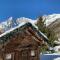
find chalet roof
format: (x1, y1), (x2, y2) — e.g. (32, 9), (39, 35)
(0, 22), (48, 44)
(0, 22), (26, 37)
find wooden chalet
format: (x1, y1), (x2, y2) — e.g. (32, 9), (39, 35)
(0, 22), (48, 60)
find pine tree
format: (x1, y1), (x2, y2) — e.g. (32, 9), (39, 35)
(36, 17), (46, 33)
(36, 16), (58, 53)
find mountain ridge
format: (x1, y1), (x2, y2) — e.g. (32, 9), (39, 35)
(0, 14), (60, 33)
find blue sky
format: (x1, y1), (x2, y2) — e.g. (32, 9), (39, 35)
(0, 0), (60, 22)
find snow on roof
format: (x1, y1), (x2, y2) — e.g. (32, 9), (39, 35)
(0, 22), (48, 40)
(0, 22), (26, 37)
(39, 31), (48, 40)
(29, 23), (48, 40)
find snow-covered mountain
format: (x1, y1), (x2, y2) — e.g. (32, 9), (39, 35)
(44, 14), (60, 26)
(0, 17), (13, 33)
(16, 17), (37, 24)
(0, 14), (60, 33)
(16, 14), (60, 26)
(0, 17), (37, 33)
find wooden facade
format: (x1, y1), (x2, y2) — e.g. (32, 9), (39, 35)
(0, 23), (48, 60)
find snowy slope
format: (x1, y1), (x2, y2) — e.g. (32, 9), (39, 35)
(44, 14), (60, 26)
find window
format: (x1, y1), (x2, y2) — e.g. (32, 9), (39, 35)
(5, 53), (14, 60)
(31, 50), (35, 57)
(5, 54), (11, 60)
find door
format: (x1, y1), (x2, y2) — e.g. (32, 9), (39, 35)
(14, 49), (30, 60)
(21, 50), (29, 60)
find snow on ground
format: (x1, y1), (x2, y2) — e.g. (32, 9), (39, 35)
(54, 57), (60, 60)
(53, 46), (60, 52)
(40, 54), (60, 60)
